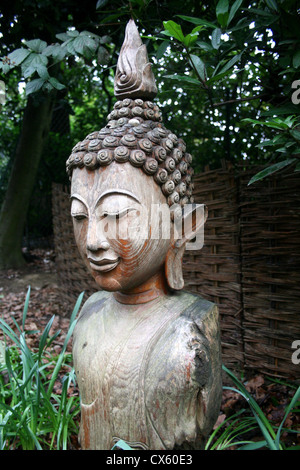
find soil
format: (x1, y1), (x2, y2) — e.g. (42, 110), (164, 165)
(0, 249), (73, 354)
(0, 249), (299, 450)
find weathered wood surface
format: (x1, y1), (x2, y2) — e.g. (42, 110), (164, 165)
(114, 19), (157, 100)
(63, 19), (222, 450)
(69, 161), (221, 449)
(73, 290), (221, 450)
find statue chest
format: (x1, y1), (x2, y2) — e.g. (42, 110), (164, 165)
(72, 296), (182, 449)
(72, 292), (216, 450)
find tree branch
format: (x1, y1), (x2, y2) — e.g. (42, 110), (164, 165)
(213, 94), (267, 107)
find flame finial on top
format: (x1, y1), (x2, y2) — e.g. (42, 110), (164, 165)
(114, 19), (157, 100)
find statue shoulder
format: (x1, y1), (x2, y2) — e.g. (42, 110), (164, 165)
(77, 290), (110, 320)
(176, 290), (218, 326)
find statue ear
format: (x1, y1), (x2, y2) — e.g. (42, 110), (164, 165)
(165, 204), (207, 290)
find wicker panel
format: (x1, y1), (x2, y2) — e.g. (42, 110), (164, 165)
(51, 161), (300, 379)
(239, 165), (300, 379)
(52, 183), (98, 309)
(183, 161), (243, 371)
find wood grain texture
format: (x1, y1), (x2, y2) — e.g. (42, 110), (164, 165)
(73, 290), (222, 450)
(114, 20), (157, 100)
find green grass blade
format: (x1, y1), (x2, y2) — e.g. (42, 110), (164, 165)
(22, 286), (31, 332)
(223, 366), (278, 446)
(47, 293), (83, 397)
(238, 440), (268, 450)
(0, 318), (21, 347)
(38, 315), (55, 361)
(275, 386), (300, 448)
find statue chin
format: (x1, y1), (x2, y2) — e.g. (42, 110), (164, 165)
(91, 272), (121, 292)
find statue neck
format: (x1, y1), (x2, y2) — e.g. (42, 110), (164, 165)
(113, 270), (170, 305)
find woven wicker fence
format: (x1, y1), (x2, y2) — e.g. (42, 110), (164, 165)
(52, 161), (300, 379)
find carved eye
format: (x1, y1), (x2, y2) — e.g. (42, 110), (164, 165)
(72, 213), (88, 221)
(71, 199), (88, 221)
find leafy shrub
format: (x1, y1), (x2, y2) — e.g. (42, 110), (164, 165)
(0, 287), (83, 450)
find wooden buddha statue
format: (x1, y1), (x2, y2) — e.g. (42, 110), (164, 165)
(67, 19), (222, 450)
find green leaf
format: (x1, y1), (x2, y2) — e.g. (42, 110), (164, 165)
(177, 15), (217, 29)
(256, 139), (279, 148)
(48, 77), (66, 90)
(227, 0), (243, 26)
(43, 44), (67, 61)
(22, 52), (48, 68)
(25, 78), (46, 96)
(290, 129), (300, 141)
(163, 21), (185, 43)
(216, 52), (242, 75)
(66, 29), (79, 38)
(23, 65), (36, 79)
(36, 64), (50, 80)
(21, 53), (48, 79)
(190, 54), (206, 81)
(261, 104), (300, 116)
(248, 159), (297, 185)
(211, 28), (222, 50)
(0, 61), (10, 73)
(22, 287), (31, 331)
(111, 439), (133, 450)
(295, 162), (300, 171)
(275, 386), (300, 448)
(195, 40), (214, 51)
(242, 118), (290, 130)
(96, 0), (109, 8)
(156, 40), (170, 60)
(25, 39), (47, 53)
(216, 0), (229, 28)
(73, 34), (97, 57)
(183, 25), (206, 47)
(7, 48), (31, 66)
(183, 32), (199, 48)
(265, 0), (278, 11)
(164, 74), (201, 86)
(97, 46), (110, 65)
(293, 51), (300, 69)
(56, 32), (70, 42)
(238, 441), (268, 450)
(99, 35), (112, 44)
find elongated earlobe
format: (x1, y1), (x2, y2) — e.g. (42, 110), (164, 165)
(165, 204), (207, 290)
(165, 244), (185, 290)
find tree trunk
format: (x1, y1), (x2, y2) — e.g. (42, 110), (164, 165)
(0, 92), (56, 269)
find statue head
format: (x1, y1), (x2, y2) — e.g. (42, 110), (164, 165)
(66, 20), (206, 302)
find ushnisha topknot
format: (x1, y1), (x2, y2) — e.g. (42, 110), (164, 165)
(66, 20), (195, 208)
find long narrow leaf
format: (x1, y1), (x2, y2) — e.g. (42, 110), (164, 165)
(0, 318), (21, 347)
(223, 366), (278, 445)
(275, 386), (300, 448)
(38, 315), (56, 361)
(248, 158), (297, 185)
(47, 293), (83, 397)
(22, 286), (31, 331)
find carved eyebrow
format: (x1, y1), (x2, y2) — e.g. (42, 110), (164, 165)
(95, 189), (141, 207)
(70, 194), (88, 209)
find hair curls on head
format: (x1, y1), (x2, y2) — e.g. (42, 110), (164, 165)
(66, 98), (194, 208)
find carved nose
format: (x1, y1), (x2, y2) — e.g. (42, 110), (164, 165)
(86, 218), (110, 252)
(87, 240), (110, 252)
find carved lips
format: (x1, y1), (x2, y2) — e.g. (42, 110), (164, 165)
(88, 257), (120, 273)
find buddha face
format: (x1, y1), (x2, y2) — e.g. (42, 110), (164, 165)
(70, 162), (173, 292)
